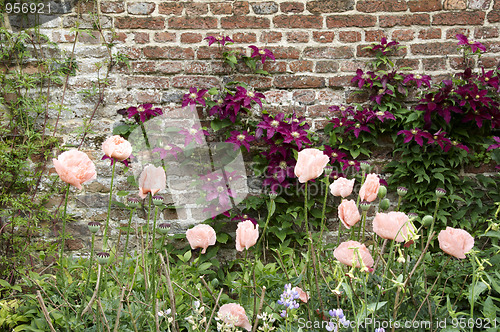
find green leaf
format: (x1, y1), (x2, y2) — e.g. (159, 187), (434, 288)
(208, 87), (219, 95)
(267, 200), (276, 217)
(211, 119), (233, 132)
(117, 190), (129, 197)
(113, 124), (131, 135)
(255, 69), (269, 75)
(469, 281), (488, 305)
(217, 232), (229, 244)
(183, 250), (192, 262)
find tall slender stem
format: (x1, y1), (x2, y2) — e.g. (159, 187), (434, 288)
(121, 208), (135, 277)
(151, 206), (159, 304)
(79, 233), (95, 318)
(59, 184), (71, 268)
(103, 160), (116, 250)
(318, 175), (330, 247)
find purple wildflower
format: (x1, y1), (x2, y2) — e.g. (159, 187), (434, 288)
(226, 130), (255, 152)
(182, 87), (207, 108)
(426, 129), (452, 151)
(397, 128), (432, 147)
(403, 73), (432, 88)
(179, 124), (209, 146)
(371, 37), (400, 55)
(153, 145), (182, 160)
(352, 69), (376, 89)
(487, 136), (500, 151)
(456, 34), (486, 53)
(249, 45), (275, 64)
(232, 214), (258, 226)
(256, 113), (285, 139)
(120, 103), (163, 123)
(277, 284), (300, 318)
(204, 35), (233, 46)
(101, 155), (131, 167)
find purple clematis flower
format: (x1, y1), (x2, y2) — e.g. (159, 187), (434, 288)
(205, 35), (234, 46)
(120, 103), (163, 123)
(427, 129), (452, 151)
(153, 145), (182, 160)
(352, 69), (376, 89)
(456, 34), (486, 53)
(179, 124), (209, 146)
(182, 87), (208, 108)
(249, 45), (275, 64)
(372, 37), (400, 55)
(371, 88), (394, 105)
(487, 137), (500, 151)
(102, 155), (131, 167)
(226, 130), (255, 152)
(403, 73), (432, 88)
(256, 113), (285, 139)
(397, 128), (432, 147)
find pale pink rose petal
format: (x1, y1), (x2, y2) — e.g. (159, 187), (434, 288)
(294, 148), (330, 183)
(218, 303), (252, 331)
(334, 240), (374, 269)
(235, 220), (259, 251)
(359, 173), (380, 202)
(102, 135), (132, 161)
(53, 150), (97, 190)
(186, 224), (217, 254)
(438, 227), (474, 259)
(330, 177), (355, 198)
(338, 199), (360, 229)
(138, 164), (166, 199)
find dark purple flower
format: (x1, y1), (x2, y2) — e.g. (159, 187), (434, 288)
(226, 130), (255, 152)
(232, 214), (258, 226)
(371, 37), (400, 55)
(121, 103), (163, 123)
(397, 128), (432, 147)
(456, 34), (486, 53)
(101, 155), (130, 167)
(449, 140), (470, 153)
(153, 145), (182, 160)
(426, 129), (452, 151)
(352, 69), (376, 89)
(456, 84), (491, 111)
(323, 146), (348, 164)
(341, 159), (360, 172)
(374, 110), (396, 122)
(279, 119), (311, 150)
(182, 87), (208, 108)
(371, 88), (394, 105)
(256, 113), (285, 139)
(179, 124), (209, 146)
(203, 202), (231, 219)
(479, 69), (500, 90)
(461, 106), (493, 128)
(487, 137), (500, 151)
(205, 35), (234, 46)
(403, 73), (432, 89)
(249, 45), (275, 64)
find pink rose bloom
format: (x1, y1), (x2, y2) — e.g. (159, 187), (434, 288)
(294, 148), (330, 183)
(186, 224), (217, 254)
(359, 173), (380, 202)
(293, 286), (309, 303)
(53, 150), (97, 190)
(373, 212), (416, 242)
(334, 240), (374, 269)
(330, 177), (355, 197)
(102, 135), (132, 161)
(235, 220), (259, 251)
(138, 164), (166, 199)
(438, 227), (474, 259)
(218, 303), (252, 331)
(338, 199), (360, 229)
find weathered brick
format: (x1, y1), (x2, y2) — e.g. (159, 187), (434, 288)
(326, 15), (376, 28)
(158, 3), (183, 15)
(143, 46), (195, 60)
(52, 31), (76, 43)
(392, 29), (415, 41)
(422, 58), (446, 71)
(379, 14), (430, 27)
(197, 46), (224, 59)
(443, 0), (467, 9)
(308, 105), (331, 117)
(251, 2), (278, 14)
(185, 62), (211, 74)
(418, 28), (441, 39)
(293, 90), (316, 105)
(101, 1), (125, 13)
(169, 17), (217, 29)
(316, 61), (339, 73)
(339, 31), (362, 43)
(234, 1), (250, 15)
(469, 0), (491, 9)
(317, 90), (343, 104)
(221, 16), (270, 29)
(304, 46), (354, 59)
(329, 76), (354, 88)
(233, 76), (273, 89)
(313, 31), (335, 43)
(130, 61), (156, 73)
(274, 76), (325, 89)
(157, 61), (183, 74)
(445, 28), (470, 39)
(115, 46), (142, 60)
(478, 56), (499, 68)
(484, 40), (500, 52)
(210, 2), (233, 15)
(78, 31), (101, 44)
(127, 2), (155, 15)
(172, 76), (219, 89)
(449, 57), (470, 70)
(365, 30), (387, 42)
(136, 91), (161, 104)
(286, 31), (309, 43)
(263, 61), (287, 73)
(474, 27), (499, 39)
(433, 12), (485, 25)
(488, 10), (500, 22)
(289, 60), (313, 72)
(115, 17), (164, 29)
(307, 0), (355, 13)
(356, 44), (407, 57)
(495, 0), (500, 9)
(154, 32), (176, 43)
(181, 33), (202, 44)
(233, 33), (257, 43)
(125, 76), (170, 89)
(411, 42), (458, 55)
(357, 0), (407, 12)
(280, 2), (304, 13)
(266, 47), (300, 59)
(264, 90), (288, 104)
(408, 0), (441, 11)
(134, 32), (149, 44)
(274, 15), (323, 28)
(339, 60), (369, 72)
(185, 3), (208, 15)
(260, 31), (282, 43)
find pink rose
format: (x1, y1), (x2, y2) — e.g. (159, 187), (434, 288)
(438, 227), (474, 259)
(102, 135), (132, 161)
(138, 164), (166, 199)
(338, 199), (360, 229)
(334, 240), (374, 269)
(373, 212), (416, 242)
(53, 150), (97, 190)
(218, 303), (252, 331)
(235, 220), (259, 251)
(293, 286), (309, 303)
(330, 177), (355, 197)
(294, 148), (330, 183)
(186, 224), (217, 254)
(359, 173), (380, 202)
